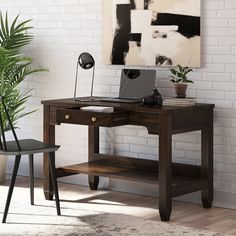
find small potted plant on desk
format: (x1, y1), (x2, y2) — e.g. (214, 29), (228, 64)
(0, 12), (46, 183)
(169, 65), (193, 98)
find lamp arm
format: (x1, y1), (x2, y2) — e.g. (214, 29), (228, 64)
(74, 60), (79, 99)
(90, 64), (95, 98)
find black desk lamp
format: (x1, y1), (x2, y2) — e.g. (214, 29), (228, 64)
(74, 52), (96, 101)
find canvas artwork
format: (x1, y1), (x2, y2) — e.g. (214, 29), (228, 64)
(102, 0), (201, 67)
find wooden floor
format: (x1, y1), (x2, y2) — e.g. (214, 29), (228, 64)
(3, 176), (236, 235)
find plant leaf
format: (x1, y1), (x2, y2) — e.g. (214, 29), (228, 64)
(170, 69), (177, 75)
(0, 12), (33, 51)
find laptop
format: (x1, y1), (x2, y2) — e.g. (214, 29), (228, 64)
(100, 69), (156, 103)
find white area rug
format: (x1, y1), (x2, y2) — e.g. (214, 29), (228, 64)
(0, 184), (231, 236)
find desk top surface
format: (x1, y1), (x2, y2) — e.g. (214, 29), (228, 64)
(42, 97), (214, 114)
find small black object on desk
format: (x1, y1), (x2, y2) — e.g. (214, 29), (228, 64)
(141, 88), (163, 106)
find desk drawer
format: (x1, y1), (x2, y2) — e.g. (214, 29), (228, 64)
(56, 108), (129, 127)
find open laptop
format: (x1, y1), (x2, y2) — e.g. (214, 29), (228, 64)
(100, 69), (156, 103)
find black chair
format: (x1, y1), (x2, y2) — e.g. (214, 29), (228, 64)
(0, 96), (61, 223)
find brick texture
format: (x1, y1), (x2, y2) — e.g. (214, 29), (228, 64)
(2, 0), (236, 209)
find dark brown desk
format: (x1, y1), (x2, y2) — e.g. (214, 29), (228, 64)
(42, 98), (214, 221)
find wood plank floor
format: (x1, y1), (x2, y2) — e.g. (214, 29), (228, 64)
(2, 176), (236, 235)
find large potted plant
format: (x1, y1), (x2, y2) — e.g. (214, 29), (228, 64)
(0, 12), (45, 183)
(169, 65), (193, 98)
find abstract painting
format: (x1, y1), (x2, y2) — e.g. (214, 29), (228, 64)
(102, 0), (201, 67)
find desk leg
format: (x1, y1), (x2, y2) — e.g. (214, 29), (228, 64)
(43, 104), (54, 200)
(159, 114), (172, 221)
(88, 126), (99, 190)
(201, 110), (213, 208)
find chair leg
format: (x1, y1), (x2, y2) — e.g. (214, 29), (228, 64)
(48, 152), (61, 216)
(29, 154), (34, 205)
(2, 155), (21, 223)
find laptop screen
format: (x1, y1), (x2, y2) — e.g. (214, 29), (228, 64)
(119, 69), (156, 99)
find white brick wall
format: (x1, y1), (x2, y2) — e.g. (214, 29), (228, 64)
(2, 0), (236, 209)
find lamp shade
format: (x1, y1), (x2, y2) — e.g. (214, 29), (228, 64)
(78, 52), (95, 70)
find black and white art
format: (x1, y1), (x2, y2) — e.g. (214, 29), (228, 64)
(102, 0), (201, 67)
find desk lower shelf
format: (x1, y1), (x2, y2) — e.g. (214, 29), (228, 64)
(57, 156), (208, 197)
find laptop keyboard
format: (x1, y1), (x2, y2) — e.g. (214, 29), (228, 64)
(99, 97), (140, 103)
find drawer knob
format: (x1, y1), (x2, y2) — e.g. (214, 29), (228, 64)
(91, 117), (96, 122)
(65, 114), (70, 120)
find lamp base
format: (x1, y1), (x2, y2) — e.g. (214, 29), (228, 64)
(74, 96), (99, 102)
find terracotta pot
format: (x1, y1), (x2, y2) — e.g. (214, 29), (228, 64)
(174, 83), (188, 98)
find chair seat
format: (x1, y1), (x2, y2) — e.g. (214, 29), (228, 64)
(0, 139), (60, 155)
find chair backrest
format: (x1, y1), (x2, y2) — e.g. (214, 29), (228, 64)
(0, 96), (21, 151)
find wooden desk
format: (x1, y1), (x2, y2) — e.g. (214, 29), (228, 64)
(42, 98), (214, 221)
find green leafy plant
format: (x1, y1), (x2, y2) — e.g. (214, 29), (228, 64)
(169, 65), (193, 84)
(0, 12), (33, 51)
(0, 12), (46, 133)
